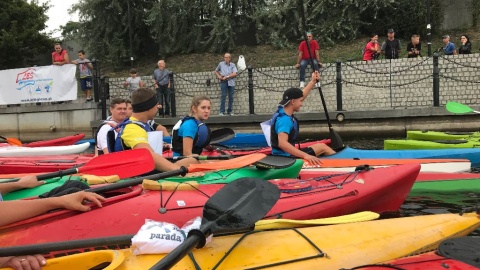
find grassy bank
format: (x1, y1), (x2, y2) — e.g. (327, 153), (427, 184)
(104, 29), (479, 77)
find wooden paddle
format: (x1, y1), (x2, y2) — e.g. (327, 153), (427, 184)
(446, 101), (480, 114)
(86, 153), (297, 194)
(0, 211), (378, 257)
(297, 0), (344, 151)
(0, 148), (155, 183)
(0, 136), (22, 147)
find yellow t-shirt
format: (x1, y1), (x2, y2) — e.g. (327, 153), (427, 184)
(121, 117), (149, 149)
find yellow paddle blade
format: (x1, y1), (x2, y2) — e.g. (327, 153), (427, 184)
(254, 211), (380, 230)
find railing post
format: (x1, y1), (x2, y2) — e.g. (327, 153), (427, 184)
(92, 59), (100, 103)
(169, 72), (176, 117)
(248, 66), (254, 114)
(336, 60), (343, 111)
(99, 76), (107, 119)
(432, 53), (440, 106)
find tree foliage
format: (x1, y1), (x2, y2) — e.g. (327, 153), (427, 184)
(0, 0), (52, 69)
(72, 0), (157, 68)
(70, 0), (447, 67)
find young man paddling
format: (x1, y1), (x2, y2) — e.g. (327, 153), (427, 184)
(95, 98), (128, 155)
(269, 71), (335, 166)
(109, 88), (196, 171)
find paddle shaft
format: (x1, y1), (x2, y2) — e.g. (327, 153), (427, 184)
(0, 235), (135, 257)
(0, 168), (80, 183)
(166, 155), (231, 161)
(297, 0), (343, 150)
(150, 233), (203, 270)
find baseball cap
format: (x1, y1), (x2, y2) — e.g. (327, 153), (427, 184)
(442, 35), (450, 39)
(279, 88), (303, 106)
(387, 29), (395, 33)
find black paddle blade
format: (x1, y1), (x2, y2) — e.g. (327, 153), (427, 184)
(149, 177), (280, 270)
(202, 177), (281, 235)
(255, 155), (296, 169)
(210, 128), (235, 144)
(329, 128), (345, 151)
(438, 236), (480, 268)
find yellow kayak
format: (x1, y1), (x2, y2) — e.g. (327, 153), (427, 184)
(10, 213), (478, 270)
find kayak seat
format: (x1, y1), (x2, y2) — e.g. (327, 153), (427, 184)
(433, 140), (468, 144)
(39, 180), (89, 198)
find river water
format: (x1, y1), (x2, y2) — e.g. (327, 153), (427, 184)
(343, 136), (480, 236)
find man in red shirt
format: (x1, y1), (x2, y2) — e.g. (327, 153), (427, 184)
(295, 32), (320, 88)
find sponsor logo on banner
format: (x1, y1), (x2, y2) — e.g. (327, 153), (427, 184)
(15, 67), (54, 99)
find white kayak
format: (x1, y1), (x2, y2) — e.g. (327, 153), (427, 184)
(0, 142), (90, 157)
(302, 158), (471, 173)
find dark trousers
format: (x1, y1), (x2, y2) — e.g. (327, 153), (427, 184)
(155, 85), (170, 116)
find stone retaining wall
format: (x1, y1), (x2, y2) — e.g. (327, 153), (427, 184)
(106, 53), (480, 116)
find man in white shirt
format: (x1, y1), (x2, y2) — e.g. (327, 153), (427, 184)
(95, 98), (128, 155)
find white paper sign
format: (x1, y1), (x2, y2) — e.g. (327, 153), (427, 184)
(0, 65), (78, 105)
(148, 131), (164, 155)
(260, 120), (272, 147)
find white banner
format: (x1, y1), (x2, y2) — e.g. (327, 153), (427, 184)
(0, 65), (78, 105)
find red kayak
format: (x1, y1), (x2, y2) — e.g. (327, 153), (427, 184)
(0, 134), (85, 148)
(0, 163), (419, 248)
(0, 155), (93, 174)
(0, 140), (330, 174)
(355, 236), (479, 269)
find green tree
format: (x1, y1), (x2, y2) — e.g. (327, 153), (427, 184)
(72, 0), (157, 68)
(0, 0), (52, 69)
(60, 21), (82, 40)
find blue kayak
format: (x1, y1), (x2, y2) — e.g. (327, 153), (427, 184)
(163, 133), (268, 147)
(76, 133), (268, 148)
(325, 146), (480, 167)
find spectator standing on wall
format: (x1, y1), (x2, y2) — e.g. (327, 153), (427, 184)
(442, 35), (457, 55)
(52, 42), (70, 66)
(381, 29), (401, 59)
(124, 69), (145, 97)
(406, 34), (422, 58)
(363, 33), (381, 61)
(214, 53), (238, 116)
(295, 32), (320, 88)
(71, 50), (94, 102)
(152, 60), (171, 117)
(458, 35), (472, 54)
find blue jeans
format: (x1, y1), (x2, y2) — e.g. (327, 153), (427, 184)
(299, 59), (319, 82)
(220, 82), (235, 114)
(156, 85), (170, 115)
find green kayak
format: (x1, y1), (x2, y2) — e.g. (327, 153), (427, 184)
(409, 178), (480, 205)
(1, 159), (303, 201)
(384, 139), (480, 150)
(407, 130), (480, 141)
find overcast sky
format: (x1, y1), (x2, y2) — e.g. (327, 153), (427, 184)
(38, 0), (79, 38)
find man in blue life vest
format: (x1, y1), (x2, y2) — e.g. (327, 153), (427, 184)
(109, 88), (196, 171)
(270, 71), (335, 166)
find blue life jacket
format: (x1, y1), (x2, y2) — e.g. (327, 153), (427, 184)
(270, 110), (299, 150)
(107, 118), (152, 153)
(172, 116), (211, 155)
